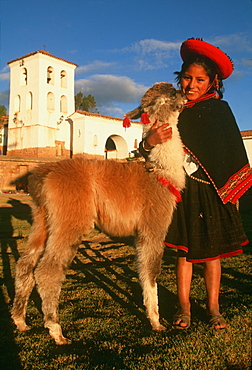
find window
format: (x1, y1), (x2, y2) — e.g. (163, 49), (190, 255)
(60, 70), (67, 88)
(26, 92), (33, 110)
(47, 92), (55, 111)
(60, 95), (67, 113)
(47, 66), (54, 84)
(93, 135), (98, 146)
(20, 67), (27, 85)
(55, 141), (64, 156)
(14, 95), (21, 112)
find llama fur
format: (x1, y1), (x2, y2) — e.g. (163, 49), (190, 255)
(125, 82), (186, 190)
(12, 83), (186, 345)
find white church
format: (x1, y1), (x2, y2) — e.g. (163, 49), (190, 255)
(6, 49), (143, 160)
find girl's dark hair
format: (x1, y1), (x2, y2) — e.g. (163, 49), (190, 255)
(174, 56), (224, 99)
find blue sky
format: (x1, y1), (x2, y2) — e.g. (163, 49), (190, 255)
(0, 0), (251, 130)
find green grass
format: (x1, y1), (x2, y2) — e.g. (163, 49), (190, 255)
(0, 194), (251, 369)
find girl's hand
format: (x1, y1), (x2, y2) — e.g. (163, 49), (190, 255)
(145, 120), (172, 148)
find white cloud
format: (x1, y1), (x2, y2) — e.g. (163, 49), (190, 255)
(99, 103), (125, 117)
(75, 60), (118, 75)
(119, 39), (181, 71)
(122, 39), (180, 54)
(67, 49), (78, 55)
(210, 33), (252, 54)
(239, 58), (252, 69)
(75, 74), (149, 104)
(0, 91), (9, 108)
(1, 65), (10, 73)
(0, 68), (10, 81)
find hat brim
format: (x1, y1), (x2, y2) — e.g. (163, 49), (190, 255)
(180, 39), (233, 79)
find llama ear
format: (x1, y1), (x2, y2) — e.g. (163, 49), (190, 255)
(124, 106), (144, 120)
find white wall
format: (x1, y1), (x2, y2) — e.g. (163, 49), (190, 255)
(69, 112), (143, 158)
(243, 137), (252, 165)
(7, 51), (76, 152)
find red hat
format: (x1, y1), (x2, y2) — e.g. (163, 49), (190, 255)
(180, 38), (234, 79)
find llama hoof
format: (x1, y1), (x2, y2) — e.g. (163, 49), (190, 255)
(54, 336), (72, 345)
(12, 319), (31, 332)
(152, 323), (166, 331)
(46, 323), (72, 345)
(19, 324), (31, 332)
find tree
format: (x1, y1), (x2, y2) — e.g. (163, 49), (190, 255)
(0, 105), (7, 129)
(0, 105), (7, 117)
(74, 93), (99, 113)
(75, 92), (84, 111)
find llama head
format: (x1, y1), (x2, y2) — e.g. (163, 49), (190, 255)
(124, 82), (186, 127)
(124, 82), (186, 190)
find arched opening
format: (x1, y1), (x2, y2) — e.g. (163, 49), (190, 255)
(105, 135), (128, 159)
(47, 92), (55, 111)
(47, 66), (54, 84)
(60, 95), (67, 113)
(20, 67), (27, 85)
(60, 70), (67, 88)
(14, 95), (21, 112)
(93, 135), (98, 147)
(26, 91), (33, 110)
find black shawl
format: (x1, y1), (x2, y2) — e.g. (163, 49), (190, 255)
(178, 97), (252, 204)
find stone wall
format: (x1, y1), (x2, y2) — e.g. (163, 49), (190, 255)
(7, 142), (70, 159)
(0, 153), (105, 192)
(0, 156), (58, 191)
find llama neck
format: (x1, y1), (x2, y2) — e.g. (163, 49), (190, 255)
(148, 126), (185, 190)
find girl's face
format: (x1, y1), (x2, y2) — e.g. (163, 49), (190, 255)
(181, 63), (211, 101)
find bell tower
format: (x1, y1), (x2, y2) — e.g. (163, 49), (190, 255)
(7, 50), (77, 157)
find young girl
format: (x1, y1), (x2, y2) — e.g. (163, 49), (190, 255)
(140, 38), (252, 330)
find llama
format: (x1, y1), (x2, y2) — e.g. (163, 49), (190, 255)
(12, 83), (186, 345)
(124, 82), (186, 192)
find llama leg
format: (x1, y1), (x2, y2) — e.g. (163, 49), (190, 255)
(12, 208), (47, 331)
(137, 238), (166, 331)
(34, 235), (81, 345)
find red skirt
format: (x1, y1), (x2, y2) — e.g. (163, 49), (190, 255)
(164, 168), (249, 262)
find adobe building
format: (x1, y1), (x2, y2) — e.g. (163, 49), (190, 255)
(6, 50), (142, 161)
(0, 115), (8, 155)
(0, 50), (143, 191)
(7, 50), (77, 158)
(242, 130), (252, 165)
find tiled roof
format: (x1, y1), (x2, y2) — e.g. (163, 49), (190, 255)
(74, 110), (124, 122)
(241, 130), (252, 137)
(71, 110), (140, 124)
(8, 50), (78, 67)
(73, 111), (251, 130)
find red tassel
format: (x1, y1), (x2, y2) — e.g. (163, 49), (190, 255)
(122, 116), (131, 128)
(158, 177), (182, 203)
(140, 112), (151, 124)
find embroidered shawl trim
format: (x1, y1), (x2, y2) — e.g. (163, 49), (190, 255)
(183, 146), (252, 204)
(217, 164), (252, 204)
(179, 98), (251, 204)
